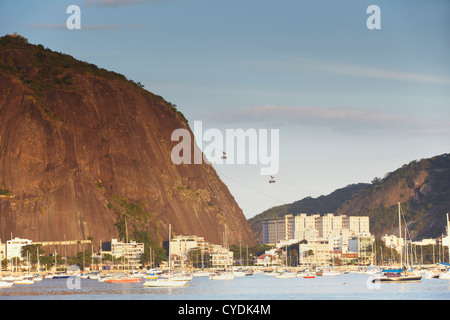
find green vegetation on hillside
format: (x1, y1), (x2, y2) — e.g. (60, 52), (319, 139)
(249, 154), (450, 241)
(0, 34), (188, 123)
(107, 195), (166, 265)
(248, 183), (370, 241)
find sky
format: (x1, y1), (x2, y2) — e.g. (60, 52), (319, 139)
(1, 0), (449, 219)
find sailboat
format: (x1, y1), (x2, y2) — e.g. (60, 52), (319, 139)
(275, 241), (295, 279)
(437, 214), (450, 279)
(372, 203), (422, 283)
(210, 225), (235, 280)
(0, 258), (14, 287)
(143, 224), (188, 287)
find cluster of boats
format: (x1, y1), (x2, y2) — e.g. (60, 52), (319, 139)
(263, 269), (340, 279)
(0, 273), (56, 287)
(1, 264), (449, 289)
(359, 264), (450, 283)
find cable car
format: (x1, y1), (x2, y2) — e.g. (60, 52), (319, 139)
(221, 152), (227, 160)
(269, 176), (275, 184)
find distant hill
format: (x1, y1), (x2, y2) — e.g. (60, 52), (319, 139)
(336, 153), (450, 240)
(249, 153), (450, 242)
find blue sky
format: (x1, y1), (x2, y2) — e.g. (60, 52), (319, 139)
(1, 0), (450, 219)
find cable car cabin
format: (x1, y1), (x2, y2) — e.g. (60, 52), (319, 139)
(221, 152), (227, 160)
(269, 176), (275, 183)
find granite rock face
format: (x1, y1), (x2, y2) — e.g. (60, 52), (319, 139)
(0, 35), (256, 249)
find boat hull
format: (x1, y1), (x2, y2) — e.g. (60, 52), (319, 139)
(372, 275), (422, 283)
(143, 279), (187, 287)
(0, 281), (14, 287)
(105, 278), (142, 283)
(209, 274), (235, 280)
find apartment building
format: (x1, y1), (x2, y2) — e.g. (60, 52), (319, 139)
(344, 216), (370, 234)
(109, 239), (144, 267)
(381, 234), (404, 252)
(298, 239), (331, 267)
(6, 237), (32, 260)
(348, 233), (375, 266)
(262, 213), (370, 244)
(262, 214), (294, 244)
(317, 213), (344, 238)
(294, 214), (319, 240)
(169, 235), (206, 257)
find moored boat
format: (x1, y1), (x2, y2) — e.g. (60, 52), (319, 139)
(371, 271), (422, 283)
(275, 272), (296, 279)
(0, 281), (14, 287)
(210, 272), (235, 280)
(192, 271), (211, 277)
(13, 277), (34, 284)
(105, 278), (142, 283)
(143, 278), (188, 287)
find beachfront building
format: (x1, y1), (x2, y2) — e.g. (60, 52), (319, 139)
(381, 234), (404, 252)
(0, 240), (6, 261)
(298, 239), (331, 267)
(348, 233), (375, 266)
(166, 234), (234, 268)
(254, 248), (283, 266)
(412, 238), (437, 246)
(210, 249), (234, 268)
(169, 235), (206, 257)
(6, 237), (32, 260)
(109, 239), (144, 268)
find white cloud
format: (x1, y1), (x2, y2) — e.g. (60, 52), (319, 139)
(212, 105), (450, 135)
(28, 23), (144, 30)
(85, 0), (164, 6)
(283, 57), (450, 85)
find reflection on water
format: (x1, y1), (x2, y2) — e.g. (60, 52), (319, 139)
(1, 274), (449, 300)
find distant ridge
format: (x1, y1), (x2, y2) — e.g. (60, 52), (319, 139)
(248, 183), (370, 242)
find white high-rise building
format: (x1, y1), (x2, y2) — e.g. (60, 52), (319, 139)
(262, 214), (294, 244)
(262, 213), (370, 245)
(344, 216), (370, 234)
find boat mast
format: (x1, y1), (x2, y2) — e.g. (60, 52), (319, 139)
(168, 224), (171, 275)
(398, 202), (403, 268)
(447, 213), (450, 263)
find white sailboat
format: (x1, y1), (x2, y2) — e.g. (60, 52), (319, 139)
(13, 276), (34, 285)
(322, 270), (340, 276)
(0, 258), (14, 287)
(192, 270), (211, 277)
(210, 225), (234, 280)
(275, 271), (296, 279)
(209, 272), (235, 280)
(372, 203), (422, 283)
(143, 224), (188, 288)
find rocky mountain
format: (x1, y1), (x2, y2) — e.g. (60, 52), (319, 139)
(0, 34), (256, 253)
(249, 154), (450, 241)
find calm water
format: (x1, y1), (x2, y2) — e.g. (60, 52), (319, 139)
(1, 273), (449, 300)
